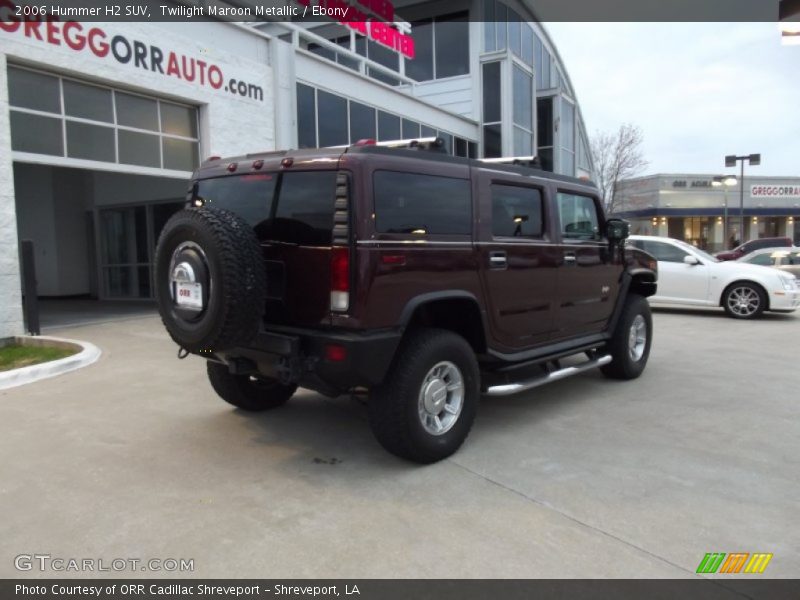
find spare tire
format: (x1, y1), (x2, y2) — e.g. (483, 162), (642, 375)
(154, 207), (266, 353)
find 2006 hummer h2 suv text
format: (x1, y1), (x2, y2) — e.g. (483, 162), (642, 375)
(155, 138), (657, 463)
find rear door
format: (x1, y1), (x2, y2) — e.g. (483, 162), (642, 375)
(476, 173), (559, 349)
(552, 190), (620, 339)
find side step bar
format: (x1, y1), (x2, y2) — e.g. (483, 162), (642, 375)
(484, 354), (612, 397)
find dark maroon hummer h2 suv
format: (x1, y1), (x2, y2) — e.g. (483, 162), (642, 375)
(155, 138), (658, 463)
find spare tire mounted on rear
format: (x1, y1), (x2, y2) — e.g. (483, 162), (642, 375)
(155, 207), (266, 353)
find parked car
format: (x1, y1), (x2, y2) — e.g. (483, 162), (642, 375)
(715, 236), (792, 261)
(153, 138), (658, 463)
(738, 247), (800, 277)
(628, 235), (799, 319)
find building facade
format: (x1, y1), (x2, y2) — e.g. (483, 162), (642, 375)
(615, 174), (800, 252)
(0, 0), (594, 338)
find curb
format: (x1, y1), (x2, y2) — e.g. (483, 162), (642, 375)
(0, 336), (102, 391)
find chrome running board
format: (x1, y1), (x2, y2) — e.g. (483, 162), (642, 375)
(484, 354), (612, 397)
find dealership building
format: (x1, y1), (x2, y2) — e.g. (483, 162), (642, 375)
(614, 174), (800, 252)
(0, 0), (594, 338)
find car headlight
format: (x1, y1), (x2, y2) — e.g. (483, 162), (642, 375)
(780, 275), (797, 291)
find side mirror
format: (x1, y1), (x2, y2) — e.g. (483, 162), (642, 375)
(606, 218), (630, 242)
(683, 255), (700, 266)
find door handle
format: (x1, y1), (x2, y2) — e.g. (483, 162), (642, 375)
(489, 251), (507, 269)
(564, 252), (577, 266)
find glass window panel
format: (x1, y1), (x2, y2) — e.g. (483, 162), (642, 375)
(561, 99), (575, 151)
(374, 171), (471, 235)
(455, 137), (467, 157)
(537, 97), (554, 147)
(8, 67), (60, 113)
(63, 80), (113, 122)
(492, 184), (543, 238)
(160, 102), (197, 137)
(118, 130), (160, 167)
(317, 90), (348, 147)
(484, 0), (496, 52)
(561, 149), (575, 175)
(297, 83), (317, 149)
(162, 138), (198, 171)
(435, 14), (469, 78)
(402, 119), (420, 139)
(513, 65), (533, 130)
(495, 4), (507, 50)
(378, 111), (401, 140)
(557, 193), (600, 240)
(468, 141), (478, 159)
(538, 147), (553, 171)
(541, 47), (551, 89)
(10, 112), (63, 155)
(368, 40), (400, 84)
(535, 35), (544, 89)
(407, 20), (433, 81)
(421, 125), (437, 138)
(437, 131), (454, 154)
(551, 60), (560, 88)
(116, 92), (158, 131)
(308, 42), (336, 61)
(349, 101), (376, 142)
(514, 126), (533, 156)
(482, 62), (501, 123)
(509, 10), (521, 56)
(521, 25), (534, 66)
(483, 124), (502, 158)
(66, 121), (115, 161)
(270, 171), (338, 246)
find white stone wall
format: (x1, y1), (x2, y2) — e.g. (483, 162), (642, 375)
(0, 53), (23, 338)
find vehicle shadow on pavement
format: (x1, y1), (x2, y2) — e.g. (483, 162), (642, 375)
(651, 306), (797, 320)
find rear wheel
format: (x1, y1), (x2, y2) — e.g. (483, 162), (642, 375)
(601, 294), (652, 380)
(207, 361), (297, 411)
(722, 282), (766, 319)
(368, 328), (479, 464)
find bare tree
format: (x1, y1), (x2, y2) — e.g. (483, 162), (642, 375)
(591, 123), (649, 214)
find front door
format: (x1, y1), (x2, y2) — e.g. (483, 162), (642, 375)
(553, 191), (620, 339)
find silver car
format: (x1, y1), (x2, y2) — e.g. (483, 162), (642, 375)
(738, 247), (800, 277)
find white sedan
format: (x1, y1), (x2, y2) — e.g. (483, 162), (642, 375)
(627, 235), (800, 319)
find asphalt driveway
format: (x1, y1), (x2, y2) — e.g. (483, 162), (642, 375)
(1, 307), (798, 578)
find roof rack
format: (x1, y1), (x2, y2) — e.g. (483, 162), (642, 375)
(480, 156), (543, 169)
(344, 137), (448, 153)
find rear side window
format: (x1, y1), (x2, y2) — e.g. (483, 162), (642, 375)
(491, 184), (543, 238)
(194, 174), (276, 226)
(373, 171), (471, 235)
(556, 192), (600, 241)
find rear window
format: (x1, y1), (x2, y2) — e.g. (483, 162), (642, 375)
(193, 171), (338, 246)
(373, 171), (471, 235)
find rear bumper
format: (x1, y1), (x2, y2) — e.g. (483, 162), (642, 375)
(228, 326), (402, 394)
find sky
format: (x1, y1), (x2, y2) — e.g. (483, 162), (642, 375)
(545, 23), (800, 177)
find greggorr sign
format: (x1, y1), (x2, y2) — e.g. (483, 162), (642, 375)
(751, 185), (800, 199)
(295, 0), (415, 59)
(0, 0), (266, 102)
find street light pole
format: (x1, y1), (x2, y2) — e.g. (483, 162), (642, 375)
(725, 153), (761, 243)
(713, 175), (737, 249)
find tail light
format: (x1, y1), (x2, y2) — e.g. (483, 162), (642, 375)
(330, 247), (350, 312)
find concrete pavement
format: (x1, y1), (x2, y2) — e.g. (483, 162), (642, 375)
(1, 307), (798, 578)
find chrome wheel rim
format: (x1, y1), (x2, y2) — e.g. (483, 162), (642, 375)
(628, 314), (647, 362)
(727, 286), (760, 317)
(417, 361), (464, 436)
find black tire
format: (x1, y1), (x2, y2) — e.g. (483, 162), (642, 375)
(154, 207), (266, 353)
(600, 294), (652, 380)
(367, 328), (480, 464)
(207, 361), (297, 411)
(721, 282), (767, 319)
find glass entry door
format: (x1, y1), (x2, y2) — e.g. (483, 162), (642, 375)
(99, 202), (184, 299)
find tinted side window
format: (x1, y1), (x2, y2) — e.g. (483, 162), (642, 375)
(491, 184), (543, 238)
(642, 241), (688, 263)
(269, 171), (338, 245)
(194, 174), (276, 226)
(374, 171), (471, 235)
(556, 192), (600, 240)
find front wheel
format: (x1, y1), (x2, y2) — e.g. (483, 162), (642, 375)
(722, 282), (766, 319)
(601, 294), (652, 380)
(367, 328), (480, 464)
(207, 361), (297, 411)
